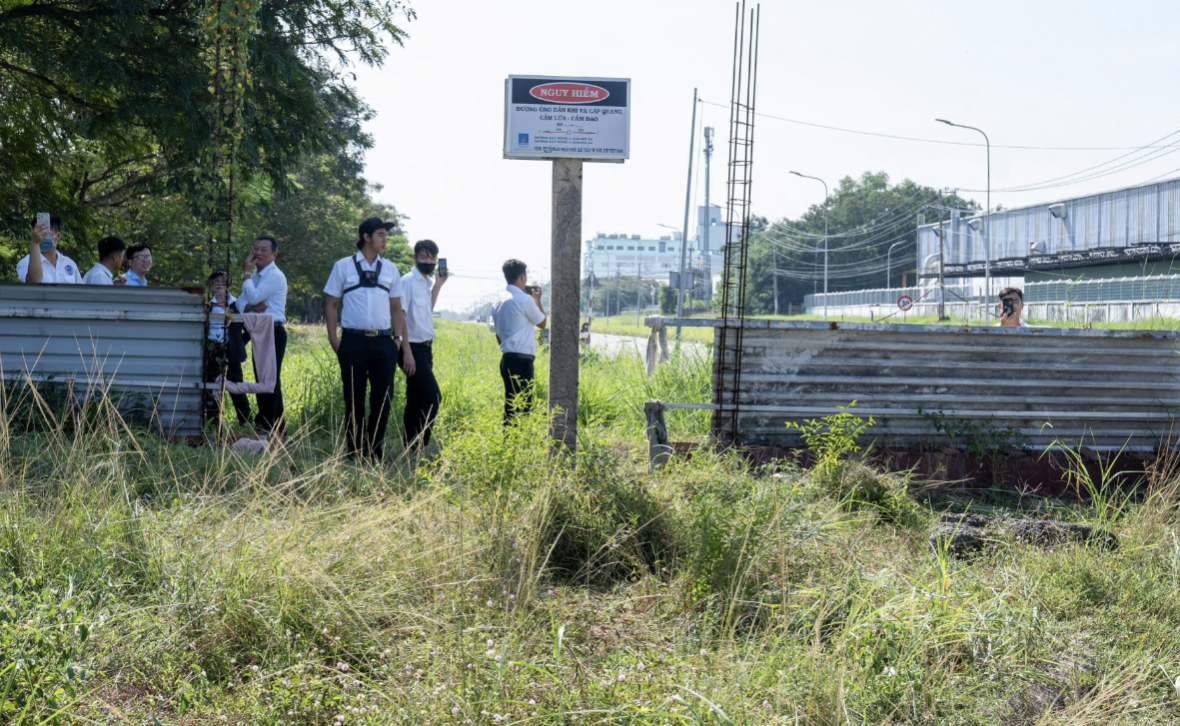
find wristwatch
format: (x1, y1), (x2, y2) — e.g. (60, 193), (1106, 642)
(394, 334), (404, 343)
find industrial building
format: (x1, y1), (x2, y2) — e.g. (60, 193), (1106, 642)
(807, 177), (1180, 321)
(585, 205), (729, 285)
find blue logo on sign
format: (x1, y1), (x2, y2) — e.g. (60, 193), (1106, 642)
(518, 133), (529, 145)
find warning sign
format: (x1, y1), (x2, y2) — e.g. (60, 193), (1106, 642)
(504, 75), (630, 162)
(897, 295), (914, 311)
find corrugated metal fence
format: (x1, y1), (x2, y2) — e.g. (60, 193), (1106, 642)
(0, 283), (207, 437)
(654, 318), (1180, 451)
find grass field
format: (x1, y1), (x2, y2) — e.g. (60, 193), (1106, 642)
(5, 320), (1180, 724)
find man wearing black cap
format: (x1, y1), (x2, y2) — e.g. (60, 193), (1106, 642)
(323, 217), (411, 461)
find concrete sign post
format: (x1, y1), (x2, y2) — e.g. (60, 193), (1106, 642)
(504, 75), (630, 455)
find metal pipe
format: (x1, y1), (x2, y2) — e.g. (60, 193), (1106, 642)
(887, 240), (906, 290)
(675, 89), (698, 343)
(790, 171), (829, 320)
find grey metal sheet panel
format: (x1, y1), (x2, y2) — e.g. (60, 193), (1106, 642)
(920, 177), (1180, 264)
(0, 283), (206, 437)
(688, 319), (1180, 450)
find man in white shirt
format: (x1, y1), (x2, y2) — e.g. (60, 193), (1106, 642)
(18, 216), (84, 284)
(996, 287), (1030, 328)
(323, 217), (410, 461)
(399, 239), (448, 448)
(123, 243), (152, 286)
(83, 236), (128, 285)
(238, 235), (289, 436)
(491, 258), (547, 423)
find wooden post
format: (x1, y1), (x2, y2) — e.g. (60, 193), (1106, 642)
(645, 400), (670, 472)
(549, 159), (583, 455)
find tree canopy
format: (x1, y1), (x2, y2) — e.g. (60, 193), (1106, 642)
(742, 172), (979, 313)
(0, 0), (414, 310)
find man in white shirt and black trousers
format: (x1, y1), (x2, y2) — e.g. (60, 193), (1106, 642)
(323, 217), (411, 461)
(491, 259), (547, 423)
(400, 239), (448, 448)
(237, 235), (289, 436)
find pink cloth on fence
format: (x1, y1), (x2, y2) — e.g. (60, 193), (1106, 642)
(217, 313), (276, 394)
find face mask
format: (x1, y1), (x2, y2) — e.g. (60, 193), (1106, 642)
(417, 262), (436, 276)
(39, 236), (55, 254)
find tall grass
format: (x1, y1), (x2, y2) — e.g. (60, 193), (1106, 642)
(3, 321), (1180, 723)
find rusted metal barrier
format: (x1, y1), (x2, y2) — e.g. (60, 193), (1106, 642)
(1, 283), (207, 437)
(645, 316), (1180, 453)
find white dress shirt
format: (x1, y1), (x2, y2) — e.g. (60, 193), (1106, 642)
(239, 262), (288, 324)
(323, 253), (403, 331)
(208, 294), (237, 342)
(492, 284), (546, 355)
(400, 267), (436, 343)
(17, 252), (83, 284)
(83, 263), (115, 285)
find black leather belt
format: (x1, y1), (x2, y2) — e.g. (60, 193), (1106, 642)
(342, 328), (392, 337)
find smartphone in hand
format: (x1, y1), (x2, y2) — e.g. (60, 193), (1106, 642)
(438, 258), (448, 277)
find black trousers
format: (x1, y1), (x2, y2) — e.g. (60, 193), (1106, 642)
(338, 333), (399, 460)
(254, 323), (286, 435)
(500, 352), (535, 424)
(202, 342), (252, 426)
(403, 341), (441, 448)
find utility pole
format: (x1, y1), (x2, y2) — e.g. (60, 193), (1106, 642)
(938, 193), (947, 321)
(771, 243), (779, 315)
(635, 259), (642, 328)
(548, 159), (582, 454)
(702, 126), (714, 303)
(674, 89), (698, 343)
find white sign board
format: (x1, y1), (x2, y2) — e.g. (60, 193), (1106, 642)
(504, 75), (630, 162)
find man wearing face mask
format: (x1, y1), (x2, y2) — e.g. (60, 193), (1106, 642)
(399, 239), (448, 449)
(19, 215), (83, 284)
(123, 243), (153, 286)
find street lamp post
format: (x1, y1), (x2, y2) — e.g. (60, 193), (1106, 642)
(887, 239), (906, 290)
(936, 119), (990, 310)
(790, 171), (829, 320)
(657, 222), (688, 312)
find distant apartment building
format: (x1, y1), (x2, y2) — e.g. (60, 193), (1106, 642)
(585, 232), (684, 280)
(585, 206), (730, 283)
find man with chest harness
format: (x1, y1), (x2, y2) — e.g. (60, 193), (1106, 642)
(323, 217), (411, 461)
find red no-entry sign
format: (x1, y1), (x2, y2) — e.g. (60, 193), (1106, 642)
(897, 295), (914, 311)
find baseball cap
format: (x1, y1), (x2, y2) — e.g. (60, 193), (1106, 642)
(357, 217), (396, 249)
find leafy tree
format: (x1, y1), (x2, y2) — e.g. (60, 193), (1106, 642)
(744, 173), (978, 313)
(0, 0), (413, 291)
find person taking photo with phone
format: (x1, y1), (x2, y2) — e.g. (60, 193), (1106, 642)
(323, 217), (409, 461)
(123, 243), (153, 286)
(399, 239), (448, 449)
(19, 215), (82, 284)
(996, 287), (1029, 327)
(491, 259), (546, 423)
(83, 236), (128, 285)
(237, 235), (289, 436)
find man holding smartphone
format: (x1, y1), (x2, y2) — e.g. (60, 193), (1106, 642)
(996, 287), (1029, 327)
(491, 259), (546, 423)
(399, 239), (448, 449)
(19, 215), (83, 284)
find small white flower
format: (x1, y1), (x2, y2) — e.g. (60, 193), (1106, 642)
(528, 699), (536, 706)
(617, 673), (626, 682)
(337, 662), (350, 672)
(251, 664), (259, 672)
(699, 648), (707, 656)
(637, 661), (645, 671)
(452, 706), (461, 715)
(762, 700), (771, 711)
(508, 594), (516, 601)
(487, 639), (495, 647)
(494, 654), (502, 662)
(486, 599), (494, 607)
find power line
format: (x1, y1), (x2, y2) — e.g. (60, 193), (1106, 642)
(699, 99), (1179, 151)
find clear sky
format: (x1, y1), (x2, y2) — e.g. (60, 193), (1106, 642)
(353, 0), (1180, 311)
